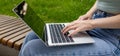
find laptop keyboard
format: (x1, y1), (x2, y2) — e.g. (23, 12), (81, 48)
(49, 24), (74, 43)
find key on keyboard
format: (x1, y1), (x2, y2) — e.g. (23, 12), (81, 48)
(49, 24), (74, 43)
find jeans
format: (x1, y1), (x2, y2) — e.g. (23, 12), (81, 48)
(19, 10), (120, 56)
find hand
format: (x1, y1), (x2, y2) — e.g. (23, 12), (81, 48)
(62, 20), (94, 36)
(77, 14), (92, 21)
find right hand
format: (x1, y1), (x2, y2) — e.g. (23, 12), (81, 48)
(62, 20), (94, 36)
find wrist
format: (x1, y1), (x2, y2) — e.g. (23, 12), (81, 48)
(86, 12), (93, 17)
(88, 20), (97, 29)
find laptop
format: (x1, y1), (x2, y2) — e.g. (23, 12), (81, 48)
(13, 1), (95, 46)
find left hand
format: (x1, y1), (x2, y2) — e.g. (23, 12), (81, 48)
(62, 20), (94, 36)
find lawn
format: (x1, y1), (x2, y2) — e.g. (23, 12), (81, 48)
(0, 0), (95, 22)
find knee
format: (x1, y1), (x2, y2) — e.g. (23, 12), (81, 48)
(25, 31), (39, 41)
(19, 39), (44, 56)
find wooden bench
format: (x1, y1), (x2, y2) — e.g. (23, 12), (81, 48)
(0, 15), (31, 50)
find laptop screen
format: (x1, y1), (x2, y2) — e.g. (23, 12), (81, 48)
(13, 1), (46, 41)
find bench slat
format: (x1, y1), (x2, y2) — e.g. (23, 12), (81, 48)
(0, 15), (31, 50)
(0, 20), (21, 28)
(1, 25), (29, 45)
(0, 24), (25, 34)
(0, 16), (16, 22)
(0, 19), (16, 25)
(0, 19), (21, 28)
(0, 24), (29, 42)
(0, 15), (16, 19)
(0, 18), (12, 22)
(7, 29), (31, 47)
(14, 38), (24, 50)
(0, 21), (23, 31)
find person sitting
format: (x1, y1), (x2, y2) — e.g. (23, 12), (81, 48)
(19, 0), (120, 56)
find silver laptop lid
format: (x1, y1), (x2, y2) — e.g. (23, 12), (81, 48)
(13, 1), (46, 42)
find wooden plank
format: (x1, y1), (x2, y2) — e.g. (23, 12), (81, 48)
(0, 21), (23, 31)
(0, 16), (17, 23)
(0, 25), (29, 42)
(0, 19), (16, 25)
(0, 19), (19, 25)
(1, 25), (29, 45)
(0, 24), (25, 34)
(0, 15), (31, 50)
(0, 15), (16, 21)
(0, 16), (15, 22)
(14, 38), (24, 50)
(7, 29), (31, 47)
(0, 18), (12, 22)
(0, 19), (22, 28)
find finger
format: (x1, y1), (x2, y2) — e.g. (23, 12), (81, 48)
(62, 20), (80, 33)
(80, 16), (84, 20)
(80, 16), (89, 20)
(61, 25), (69, 32)
(68, 28), (80, 36)
(62, 25), (77, 34)
(80, 17), (87, 20)
(62, 25), (76, 34)
(77, 16), (83, 20)
(62, 23), (75, 32)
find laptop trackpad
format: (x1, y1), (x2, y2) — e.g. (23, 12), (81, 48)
(70, 31), (93, 43)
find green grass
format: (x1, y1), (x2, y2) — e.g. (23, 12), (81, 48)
(0, 0), (95, 22)
(0, 0), (95, 39)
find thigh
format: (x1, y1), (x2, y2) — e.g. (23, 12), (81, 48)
(20, 31), (39, 53)
(23, 31), (39, 45)
(20, 37), (116, 56)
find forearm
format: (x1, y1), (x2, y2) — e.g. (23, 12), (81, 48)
(86, 1), (97, 16)
(91, 14), (120, 29)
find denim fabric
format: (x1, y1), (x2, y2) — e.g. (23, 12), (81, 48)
(19, 10), (120, 56)
(90, 10), (120, 56)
